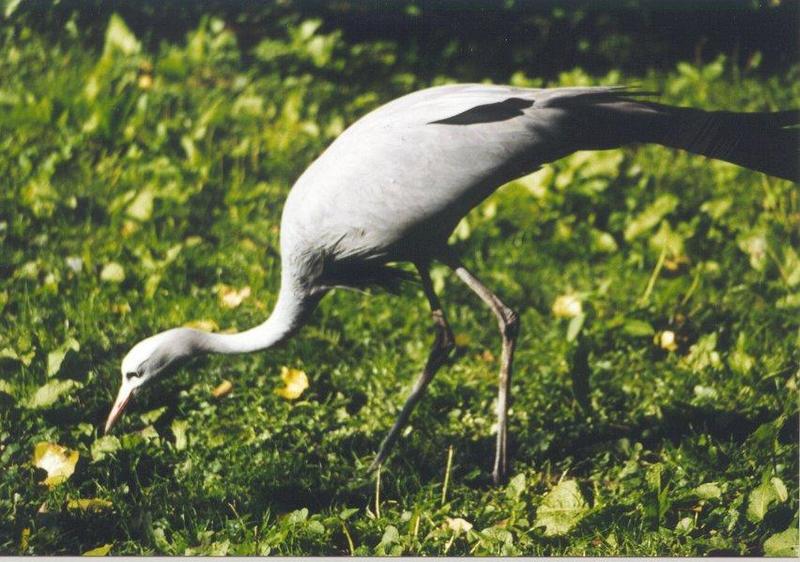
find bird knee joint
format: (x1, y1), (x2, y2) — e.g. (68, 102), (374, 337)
(438, 328), (455, 355)
(502, 309), (519, 338)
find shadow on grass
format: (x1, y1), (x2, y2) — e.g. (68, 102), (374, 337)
(542, 402), (784, 466)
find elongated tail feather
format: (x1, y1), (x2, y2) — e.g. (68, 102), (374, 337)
(573, 96), (800, 182)
(647, 104), (799, 181)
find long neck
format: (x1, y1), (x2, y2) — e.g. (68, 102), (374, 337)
(195, 286), (319, 355)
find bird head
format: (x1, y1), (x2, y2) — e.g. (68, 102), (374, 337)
(105, 329), (197, 433)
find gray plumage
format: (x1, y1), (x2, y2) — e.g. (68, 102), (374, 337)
(108, 83), (799, 484)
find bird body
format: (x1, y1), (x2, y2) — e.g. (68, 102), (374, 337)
(282, 84), (577, 289)
(107, 82), (799, 484)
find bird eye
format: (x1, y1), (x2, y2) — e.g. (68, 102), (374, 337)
(125, 372), (138, 382)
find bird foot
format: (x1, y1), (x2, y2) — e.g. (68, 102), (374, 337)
(492, 466), (509, 486)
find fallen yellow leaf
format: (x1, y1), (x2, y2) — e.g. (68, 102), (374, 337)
(212, 379), (233, 398)
(184, 319), (219, 332)
(67, 498), (113, 512)
(138, 73), (153, 90)
(83, 543), (113, 556)
(274, 367), (309, 400)
(99, 262), (125, 283)
(656, 330), (678, 351)
(217, 284), (251, 309)
(33, 442), (79, 488)
(552, 294), (583, 318)
(20, 528), (30, 551)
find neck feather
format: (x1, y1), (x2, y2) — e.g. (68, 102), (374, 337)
(196, 286), (318, 355)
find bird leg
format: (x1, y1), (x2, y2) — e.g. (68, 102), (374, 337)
(444, 257), (519, 485)
(369, 263), (454, 471)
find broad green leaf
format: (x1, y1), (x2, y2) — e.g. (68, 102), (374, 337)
(700, 196), (732, 220)
(446, 517), (473, 533)
(275, 367), (309, 400)
(776, 293), (800, 309)
(68, 498), (113, 512)
(100, 262), (125, 283)
(506, 473), (527, 500)
(692, 482), (722, 500)
(0, 347), (34, 366)
(21, 177), (58, 217)
(516, 166), (553, 198)
(682, 333), (721, 373)
(47, 336), (80, 377)
(624, 194), (679, 241)
(171, 419), (189, 451)
(728, 333), (755, 375)
(771, 477), (788, 502)
(33, 442), (79, 488)
(378, 524), (399, 551)
(339, 507), (359, 520)
(649, 220), (685, 259)
(693, 385), (719, 402)
(104, 14), (140, 56)
(287, 507), (309, 524)
(675, 516), (694, 534)
(450, 217), (471, 242)
(622, 319), (655, 337)
(763, 526), (800, 557)
(737, 231), (768, 272)
(91, 435), (121, 462)
(480, 526), (514, 545)
(566, 313), (585, 342)
(125, 188), (154, 221)
(782, 245), (800, 287)
(139, 425), (160, 442)
(747, 477), (788, 523)
(592, 230), (618, 253)
(534, 480), (588, 536)
(140, 406), (167, 424)
(26, 379), (82, 409)
(4, 0), (22, 18)
(0, 379), (13, 396)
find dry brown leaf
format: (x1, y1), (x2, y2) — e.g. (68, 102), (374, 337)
(274, 367), (309, 400)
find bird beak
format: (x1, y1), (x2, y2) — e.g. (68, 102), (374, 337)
(104, 383), (133, 434)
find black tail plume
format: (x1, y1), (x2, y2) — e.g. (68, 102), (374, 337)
(647, 104), (800, 182)
(570, 93), (800, 182)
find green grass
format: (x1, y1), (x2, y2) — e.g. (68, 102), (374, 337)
(1, 15), (798, 556)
